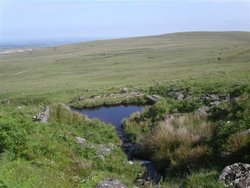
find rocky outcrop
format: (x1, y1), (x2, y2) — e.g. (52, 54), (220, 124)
(196, 93), (230, 116)
(167, 87), (190, 101)
(33, 106), (49, 123)
(96, 178), (127, 188)
(201, 93), (230, 106)
(219, 163), (250, 188)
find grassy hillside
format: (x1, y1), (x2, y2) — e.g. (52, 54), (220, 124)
(0, 32), (249, 187)
(0, 32), (249, 101)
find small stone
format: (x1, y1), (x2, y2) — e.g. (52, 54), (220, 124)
(76, 137), (86, 144)
(78, 96), (84, 101)
(34, 106), (49, 123)
(121, 88), (128, 93)
(196, 106), (211, 116)
(96, 178), (127, 188)
(128, 161), (134, 165)
(176, 92), (184, 101)
(210, 101), (221, 107)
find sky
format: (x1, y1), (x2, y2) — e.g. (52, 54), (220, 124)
(0, 0), (250, 43)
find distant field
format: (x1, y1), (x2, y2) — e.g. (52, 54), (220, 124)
(0, 32), (249, 100)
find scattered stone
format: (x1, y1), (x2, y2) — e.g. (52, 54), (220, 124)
(96, 178), (127, 188)
(176, 92), (184, 101)
(147, 95), (162, 103)
(165, 114), (174, 123)
(196, 106), (211, 116)
(210, 94), (219, 101)
(121, 88), (128, 93)
(96, 145), (114, 157)
(219, 94), (230, 101)
(201, 93), (230, 105)
(219, 163), (250, 188)
(33, 106), (49, 123)
(76, 137), (86, 144)
(210, 101), (221, 107)
(168, 91), (187, 101)
(78, 96), (84, 101)
(128, 161), (134, 165)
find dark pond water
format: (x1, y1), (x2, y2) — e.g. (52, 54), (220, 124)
(71, 105), (144, 139)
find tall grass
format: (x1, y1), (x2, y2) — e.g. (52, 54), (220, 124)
(138, 114), (214, 174)
(49, 103), (86, 124)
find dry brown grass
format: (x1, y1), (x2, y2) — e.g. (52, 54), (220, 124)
(138, 113), (214, 173)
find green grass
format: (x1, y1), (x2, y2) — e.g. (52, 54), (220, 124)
(0, 31), (250, 187)
(0, 31), (249, 102)
(0, 104), (143, 187)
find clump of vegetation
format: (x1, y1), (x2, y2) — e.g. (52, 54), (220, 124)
(182, 170), (224, 188)
(0, 103), (143, 187)
(124, 82), (250, 184)
(137, 114), (213, 174)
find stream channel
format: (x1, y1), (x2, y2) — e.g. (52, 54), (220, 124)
(71, 105), (161, 183)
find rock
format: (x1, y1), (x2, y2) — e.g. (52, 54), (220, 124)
(96, 178), (127, 188)
(121, 88), (128, 93)
(147, 95), (162, 103)
(176, 92), (184, 101)
(196, 106), (211, 116)
(78, 96), (84, 101)
(210, 101), (221, 107)
(152, 95), (162, 100)
(219, 163), (250, 188)
(168, 91), (185, 100)
(165, 114), (174, 123)
(128, 161), (134, 165)
(34, 106), (49, 123)
(76, 137), (86, 144)
(219, 94), (230, 101)
(210, 94), (219, 101)
(96, 146), (113, 156)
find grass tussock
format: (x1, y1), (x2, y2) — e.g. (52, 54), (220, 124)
(50, 103), (86, 124)
(138, 114), (214, 174)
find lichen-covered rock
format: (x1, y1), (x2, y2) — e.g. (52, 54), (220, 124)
(33, 106), (49, 123)
(96, 178), (127, 188)
(219, 163), (250, 188)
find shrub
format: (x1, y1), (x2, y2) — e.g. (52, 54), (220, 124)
(143, 100), (169, 122)
(0, 118), (28, 157)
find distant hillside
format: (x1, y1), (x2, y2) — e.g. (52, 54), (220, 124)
(0, 31), (249, 97)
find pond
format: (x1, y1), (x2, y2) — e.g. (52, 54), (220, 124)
(71, 105), (144, 140)
(71, 104), (161, 183)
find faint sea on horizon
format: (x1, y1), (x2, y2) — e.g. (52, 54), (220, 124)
(0, 37), (102, 50)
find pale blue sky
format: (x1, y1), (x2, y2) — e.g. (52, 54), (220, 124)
(0, 0), (250, 42)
